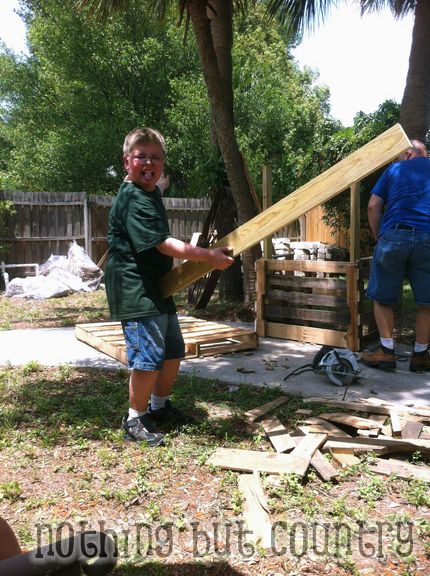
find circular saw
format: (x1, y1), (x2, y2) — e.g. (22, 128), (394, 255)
(312, 346), (360, 387)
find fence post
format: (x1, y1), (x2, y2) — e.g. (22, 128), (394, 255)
(83, 194), (92, 259)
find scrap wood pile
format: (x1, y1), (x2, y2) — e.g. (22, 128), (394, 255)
(207, 395), (430, 548)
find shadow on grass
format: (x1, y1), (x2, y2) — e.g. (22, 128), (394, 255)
(0, 366), (287, 447)
(113, 561), (245, 575)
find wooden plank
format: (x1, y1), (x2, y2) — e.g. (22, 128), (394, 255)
(238, 472), (272, 549)
(292, 432), (339, 482)
(325, 441), (384, 454)
(325, 435), (430, 449)
(265, 305), (350, 326)
(206, 448), (309, 476)
(330, 450), (360, 467)
(401, 420), (424, 439)
(260, 415), (296, 453)
(308, 448), (340, 482)
(346, 261), (359, 350)
(160, 124), (411, 297)
(367, 413), (388, 426)
(264, 259), (352, 274)
(244, 396), (289, 423)
(269, 276), (346, 292)
(369, 458), (430, 482)
(389, 408), (402, 438)
(265, 321), (348, 348)
(349, 181), (361, 262)
(324, 436), (430, 455)
(262, 164), (273, 260)
(267, 289), (344, 308)
(318, 412), (383, 431)
(255, 258), (266, 337)
(303, 398), (430, 419)
(290, 433), (327, 462)
(299, 416), (351, 438)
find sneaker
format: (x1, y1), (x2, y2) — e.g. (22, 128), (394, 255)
(122, 414), (165, 446)
(361, 345), (396, 370)
(147, 399), (193, 428)
(410, 348), (430, 372)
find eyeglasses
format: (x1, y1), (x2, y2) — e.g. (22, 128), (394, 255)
(130, 154), (164, 164)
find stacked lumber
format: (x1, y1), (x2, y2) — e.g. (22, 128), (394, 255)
(206, 396), (430, 549)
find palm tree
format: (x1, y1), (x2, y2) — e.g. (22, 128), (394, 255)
(361, 0), (430, 141)
(266, 0), (430, 141)
(75, 0), (260, 303)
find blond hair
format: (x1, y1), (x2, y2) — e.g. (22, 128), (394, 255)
(123, 127), (166, 157)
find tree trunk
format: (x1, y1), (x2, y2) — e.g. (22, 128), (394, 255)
(399, 0), (430, 141)
(188, 0), (258, 303)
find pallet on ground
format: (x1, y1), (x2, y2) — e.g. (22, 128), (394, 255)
(75, 316), (258, 363)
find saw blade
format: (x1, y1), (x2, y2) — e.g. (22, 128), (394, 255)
(325, 357), (355, 386)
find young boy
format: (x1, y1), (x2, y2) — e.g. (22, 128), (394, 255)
(105, 128), (234, 446)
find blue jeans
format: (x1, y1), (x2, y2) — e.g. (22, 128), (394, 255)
(121, 314), (185, 371)
(367, 226), (430, 305)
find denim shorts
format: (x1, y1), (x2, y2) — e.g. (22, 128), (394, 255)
(367, 227), (430, 305)
(121, 314), (185, 371)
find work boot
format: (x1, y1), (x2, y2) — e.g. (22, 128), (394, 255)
(361, 345), (396, 371)
(122, 414), (165, 446)
(409, 348), (430, 372)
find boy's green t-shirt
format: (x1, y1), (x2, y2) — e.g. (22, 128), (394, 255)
(105, 181), (176, 320)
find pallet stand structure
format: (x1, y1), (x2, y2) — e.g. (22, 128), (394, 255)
(256, 257), (377, 352)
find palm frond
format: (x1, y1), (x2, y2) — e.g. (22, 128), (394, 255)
(360, 0), (416, 18)
(74, 0), (171, 21)
(74, 0), (128, 19)
(265, 0), (339, 33)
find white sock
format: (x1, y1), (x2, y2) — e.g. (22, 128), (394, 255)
(150, 394), (169, 411)
(414, 342), (428, 353)
(128, 407), (146, 422)
(380, 338), (394, 350)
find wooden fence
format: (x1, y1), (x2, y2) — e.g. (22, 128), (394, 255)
(0, 189), (347, 282)
(0, 191), (211, 274)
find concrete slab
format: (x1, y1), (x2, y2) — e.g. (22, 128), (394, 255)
(0, 324), (429, 406)
(0, 327), (123, 369)
(181, 329), (430, 406)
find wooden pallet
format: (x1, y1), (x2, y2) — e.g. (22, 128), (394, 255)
(256, 258), (377, 351)
(75, 316), (258, 364)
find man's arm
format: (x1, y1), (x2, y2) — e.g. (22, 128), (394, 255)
(367, 194), (385, 240)
(157, 237), (234, 270)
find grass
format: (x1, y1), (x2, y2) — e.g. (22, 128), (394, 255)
(0, 290), (111, 330)
(0, 288), (254, 331)
(0, 289), (428, 575)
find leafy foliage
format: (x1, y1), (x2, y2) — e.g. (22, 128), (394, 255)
(166, 4), (340, 200)
(0, 0), (200, 194)
(319, 100), (402, 251)
(0, 1), (339, 200)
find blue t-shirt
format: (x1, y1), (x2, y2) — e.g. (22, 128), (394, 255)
(372, 156), (430, 235)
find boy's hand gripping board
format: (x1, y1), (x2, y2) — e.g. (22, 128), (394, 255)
(160, 124), (411, 298)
